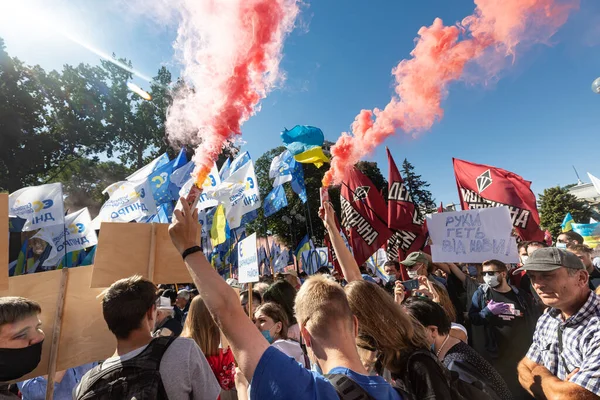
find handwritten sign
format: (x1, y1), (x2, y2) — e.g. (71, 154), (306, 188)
(238, 232), (259, 283)
(428, 207), (518, 263)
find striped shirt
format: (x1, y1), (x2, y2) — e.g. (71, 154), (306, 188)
(526, 291), (600, 395)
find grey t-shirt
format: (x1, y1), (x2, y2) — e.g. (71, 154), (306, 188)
(77, 337), (220, 400)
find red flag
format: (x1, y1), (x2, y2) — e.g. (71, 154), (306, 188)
(453, 158), (544, 241)
(544, 230), (553, 247)
(341, 168), (393, 266)
(387, 148), (423, 233)
(437, 202), (444, 213)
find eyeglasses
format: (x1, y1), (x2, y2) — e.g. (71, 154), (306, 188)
(482, 271), (501, 276)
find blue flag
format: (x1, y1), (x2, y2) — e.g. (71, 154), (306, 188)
(290, 161), (307, 203)
(148, 149), (187, 205)
(230, 151), (251, 175)
(264, 185), (288, 217)
(240, 210), (259, 226)
(219, 158), (232, 181)
(281, 125), (324, 155)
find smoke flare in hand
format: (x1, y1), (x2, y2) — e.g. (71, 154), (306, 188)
(323, 0), (578, 186)
(163, 0), (300, 185)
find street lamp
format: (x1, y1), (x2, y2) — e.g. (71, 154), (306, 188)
(592, 77), (600, 94)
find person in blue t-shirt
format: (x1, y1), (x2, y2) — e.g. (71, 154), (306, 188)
(168, 198), (401, 400)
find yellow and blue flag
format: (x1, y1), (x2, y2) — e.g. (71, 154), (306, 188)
(281, 125), (330, 168)
(561, 213), (574, 232)
(295, 234), (313, 261)
(572, 223), (600, 248)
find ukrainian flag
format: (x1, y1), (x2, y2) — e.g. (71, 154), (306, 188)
(281, 125), (330, 168)
(295, 234), (313, 261)
(561, 213), (574, 232)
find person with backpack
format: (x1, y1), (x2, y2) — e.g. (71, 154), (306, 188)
(404, 297), (513, 400)
(74, 275), (220, 400)
(168, 198), (400, 400)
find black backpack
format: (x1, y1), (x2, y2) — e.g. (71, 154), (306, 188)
(397, 349), (498, 400)
(75, 336), (176, 400)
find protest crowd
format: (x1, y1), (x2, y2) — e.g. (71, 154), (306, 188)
(2, 142), (600, 400)
(2, 0), (600, 398)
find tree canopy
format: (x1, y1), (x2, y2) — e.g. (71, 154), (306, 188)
(538, 185), (592, 239)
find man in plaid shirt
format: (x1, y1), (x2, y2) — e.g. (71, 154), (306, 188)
(516, 247), (600, 399)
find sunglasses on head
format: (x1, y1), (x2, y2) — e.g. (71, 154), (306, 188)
(482, 271), (501, 276)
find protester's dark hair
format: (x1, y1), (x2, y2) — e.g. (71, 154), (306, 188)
(567, 243), (593, 254)
(403, 297), (451, 336)
(517, 241), (530, 251)
(240, 290), (262, 305)
(162, 289), (176, 304)
(299, 271), (308, 279)
(102, 275), (157, 339)
(316, 266), (331, 275)
(359, 265), (369, 274)
(526, 241), (548, 250)
(255, 302), (290, 340)
(263, 280), (297, 326)
(182, 295), (220, 357)
(559, 231), (584, 245)
(384, 260), (400, 272)
(482, 259), (508, 272)
(0, 297), (41, 327)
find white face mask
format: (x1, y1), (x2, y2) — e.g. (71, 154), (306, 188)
(483, 274), (500, 288)
(557, 243), (567, 249)
(520, 255), (529, 264)
(407, 265), (422, 279)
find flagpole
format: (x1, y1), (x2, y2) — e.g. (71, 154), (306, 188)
(262, 216), (274, 275)
(305, 201), (315, 244)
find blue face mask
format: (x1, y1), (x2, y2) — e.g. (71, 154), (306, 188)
(261, 329), (274, 344)
(467, 266), (478, 277)
(557, 243), (567, 249)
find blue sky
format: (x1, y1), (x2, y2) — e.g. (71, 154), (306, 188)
(1, 0), (599, 205)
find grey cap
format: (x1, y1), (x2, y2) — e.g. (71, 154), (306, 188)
(513, 247), (585, 275)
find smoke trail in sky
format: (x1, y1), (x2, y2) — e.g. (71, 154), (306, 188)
(323, 0), (578, 186)
(161, 0), (300, 184)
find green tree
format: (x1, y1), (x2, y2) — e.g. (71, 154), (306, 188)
(538, 186), (592, 239)
(45, 158), (130, 217)
(401, 158), (436, 214)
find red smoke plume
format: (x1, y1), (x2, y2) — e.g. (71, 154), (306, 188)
(164, 0), (299, 185)
(323, 0), (578, 186)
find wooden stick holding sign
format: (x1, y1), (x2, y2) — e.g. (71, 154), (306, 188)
(0, 193), (8, 290)
(45, 268), (68, 400)
(248, 282), (253, 319)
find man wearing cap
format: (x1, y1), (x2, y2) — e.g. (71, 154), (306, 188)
(401, 251), (447, 286)
(517, 247), (600, 399)
(153, 297), (182, 337)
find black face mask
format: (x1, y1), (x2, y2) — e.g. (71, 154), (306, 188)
(0, 340), (44, 382)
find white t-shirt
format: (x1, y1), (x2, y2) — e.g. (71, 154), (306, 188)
(77, 337), (220, 400)
(271, 339), (308, 368)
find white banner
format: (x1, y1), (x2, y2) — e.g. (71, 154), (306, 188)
(212, 161), (261, 229)
(40, 208), (98, 266)
(93, 180), (157, 229)
(301, 247), (330, 274)
(238, 232), (259, 283)
(366, 248), (389, 282)
(428, 207), (519, 263)
(9, 183), (65, 231)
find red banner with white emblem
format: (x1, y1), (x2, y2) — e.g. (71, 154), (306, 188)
(453, 158), (544, 241)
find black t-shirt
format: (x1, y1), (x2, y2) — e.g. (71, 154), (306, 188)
(395, 352), (453, 400)
(589, 268), (600, 290)
(443, 341), (513, 400)
(488, 289), (531, 354)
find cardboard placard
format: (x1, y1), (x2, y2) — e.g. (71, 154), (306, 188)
(91, 223), (198, 288)
(0, 193), (7, 290)
(428, 207), (519, 263)
(0, 269), (63, 380)
(56, 266), (114, 371)
(238, 233), (259, 284)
